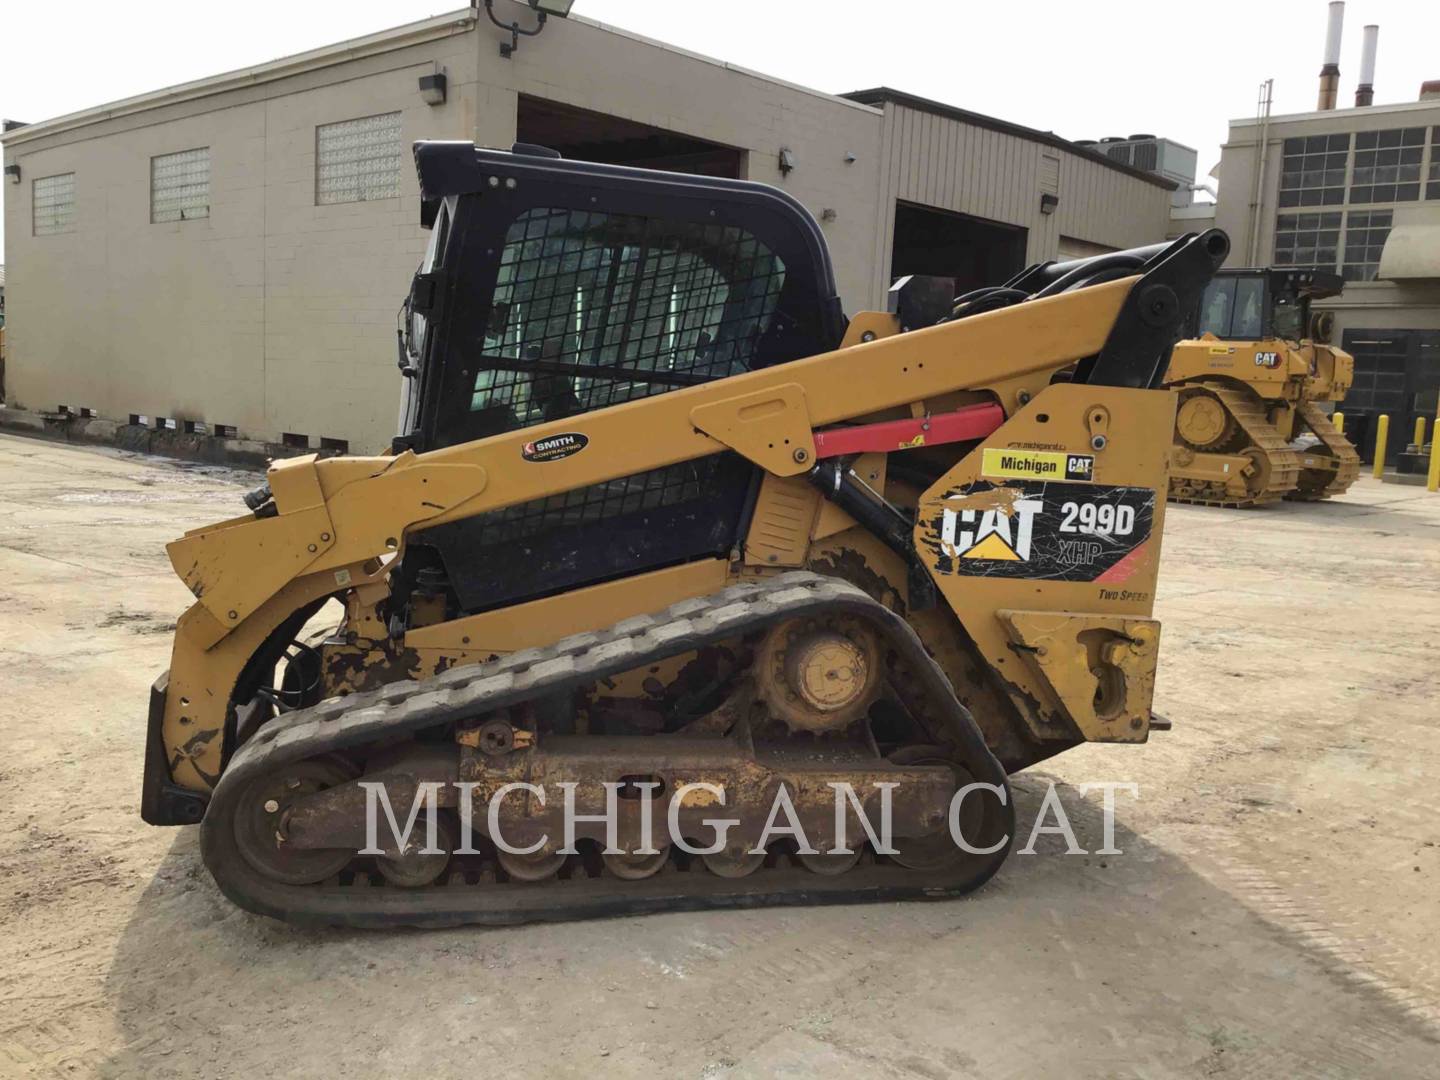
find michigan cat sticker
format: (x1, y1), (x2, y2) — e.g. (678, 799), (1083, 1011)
(981, 448), (1094, 483)
(919, 480), (1155, 582)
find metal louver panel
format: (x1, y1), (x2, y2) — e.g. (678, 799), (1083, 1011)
(1039, 153), (1060, 195)
(151, 148), (210, 223)
(33, 173), (76, 235)
(316, 112), (403, 205)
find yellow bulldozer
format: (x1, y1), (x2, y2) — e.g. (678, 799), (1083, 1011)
(141, 141), (1228, 927)
(1163, 267), (1359, 507)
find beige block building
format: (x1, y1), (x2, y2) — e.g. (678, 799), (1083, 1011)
(1205, 88), (1440, 463)
(1, 2), (1175, 454)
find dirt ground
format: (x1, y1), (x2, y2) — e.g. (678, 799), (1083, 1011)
(0, 431), (1437, 1078)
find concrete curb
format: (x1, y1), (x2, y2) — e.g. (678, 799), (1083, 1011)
(0, 406), (279, 471)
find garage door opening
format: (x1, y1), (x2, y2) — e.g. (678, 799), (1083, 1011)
(890, 202), (1028, 295)
(1057, 235), (1118, 262)
(517, 96), (744, 178)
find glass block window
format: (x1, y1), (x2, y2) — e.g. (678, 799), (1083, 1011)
(1350, 128), (1425, 204)
(1273, 211), (1341, 270)
(1278, 134), (1350, 208)
(316, 112), (403, 205)
(468, 207), (787, 435)
(33, 173), (76, 236)
(1427, 127), (1440, 200)
(1342, 209), (1392, 282)
(150, 147), (210, 223)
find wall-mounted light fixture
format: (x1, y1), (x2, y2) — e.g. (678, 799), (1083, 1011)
(4, 164), (19, 185)
(484, 0), (575, 59)
(1039, 193), (1059, 215)
(778, 147), (796, 176)
(419, 71), (448, 106)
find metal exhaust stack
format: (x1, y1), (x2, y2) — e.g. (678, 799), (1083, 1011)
(1355, 24), (1378, 106)
(1318, 1), (1344, 110)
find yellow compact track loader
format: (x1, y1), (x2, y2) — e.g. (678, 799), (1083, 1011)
(141, 142), (1228, 928)
(1163, 268), (1358, 507)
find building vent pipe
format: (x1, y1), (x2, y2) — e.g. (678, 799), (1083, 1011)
(1355, 24), (1378, 106)
(1318, 1), (1344, 110)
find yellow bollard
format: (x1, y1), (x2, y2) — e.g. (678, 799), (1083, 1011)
(1332, 411), (1344, 436)
(1372, 414), (1389, 479)
(1414, 416), (1427, 449)
(1430, 406), (1440, 493)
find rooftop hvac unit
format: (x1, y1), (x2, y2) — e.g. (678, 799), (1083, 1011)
(1086, 135), (1198, 207)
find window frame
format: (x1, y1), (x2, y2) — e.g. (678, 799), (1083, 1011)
(408, 150), (843, 453)
(1195, 274), (1272, 340)
(1426, 126), (1440, 201)
(150, 146), (211, 224)
(1341, 209), (1394, 283)
(1272, 210), (1342, 273)
(315, 111), (404, 206)
(1350, 127), (1426, 206)
(1277, 133), (1351, 209)
(32, 172), (76, 236)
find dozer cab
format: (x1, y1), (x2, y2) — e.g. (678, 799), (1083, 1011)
(141, 141), (1228, 928)
(1163, 267), (1359, 507)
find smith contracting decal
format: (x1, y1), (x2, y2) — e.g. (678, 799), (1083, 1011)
(981, 448), (1094, 483)
(920, 480), (1155, 582)
(522, 432), (589, 463)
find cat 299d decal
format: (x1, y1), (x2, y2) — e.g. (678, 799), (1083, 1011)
(919, 481), (1156, 582)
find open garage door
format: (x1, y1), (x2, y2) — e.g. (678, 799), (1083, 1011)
(517, 96), (745, 178)
(1057, 235), (1118, 262)
(890, 202), (1027, 295)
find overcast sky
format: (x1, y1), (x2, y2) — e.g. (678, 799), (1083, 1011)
(2, 0), (1435, 259)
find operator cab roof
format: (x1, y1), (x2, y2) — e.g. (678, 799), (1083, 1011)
(1217, 266), (1344, 301)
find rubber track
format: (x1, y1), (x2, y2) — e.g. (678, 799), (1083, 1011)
(1169, 382), (1302, 508)
(1289, 401), (1361, 501)
(200, 572), (1016, 929)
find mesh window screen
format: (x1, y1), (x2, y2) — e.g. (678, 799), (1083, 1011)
(33, 173), (76, 236)
(151, 147), (210, 223)
(464, 457), (728, 552)
(316, 112), (403, 205)
(469, 207), (787, 435)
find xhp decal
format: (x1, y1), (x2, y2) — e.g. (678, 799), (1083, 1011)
(920, 481), (1155, 582)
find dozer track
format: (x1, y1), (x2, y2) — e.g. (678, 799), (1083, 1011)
(201, 573), (1015, 929)
(1169, 382), (1302, 508)
(1289, 401), (1362, 501)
